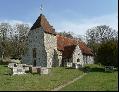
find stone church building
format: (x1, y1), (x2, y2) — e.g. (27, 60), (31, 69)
(22, 14), (94, 68)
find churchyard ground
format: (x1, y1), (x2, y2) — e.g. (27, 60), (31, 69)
(0, 65), (83, 91)
(0, 64), (118, 91)
(60, 64), (118, 91)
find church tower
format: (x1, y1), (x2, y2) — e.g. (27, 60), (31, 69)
(22, 14), (57, 68)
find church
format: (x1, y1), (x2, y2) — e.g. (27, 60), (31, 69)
(22, 14), (94, 68)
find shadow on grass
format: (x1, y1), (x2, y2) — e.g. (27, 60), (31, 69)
(85, 67), (116, 73)
(3, 73), (10, 75)
(0, 61), (9, 65)
(90, 67), (105, 72)
(78, 66), (115, 73)
(65, 67), (76, 69)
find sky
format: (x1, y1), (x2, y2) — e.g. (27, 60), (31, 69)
(0, 0), (118, 37)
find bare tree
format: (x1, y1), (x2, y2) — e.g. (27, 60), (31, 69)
(0, 23), (12, 60)
(12, 24), (30, 59)
(58, 31), (74, 39)
(86, 25), (118, 62)
(0, 22), (30, 61)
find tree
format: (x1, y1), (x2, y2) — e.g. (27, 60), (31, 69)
(86, 25), (118, 63)
(0, 22), (30, 60)
(58, 31), (83, 42)
(0, 23), (12, 59)
(97, 39), (118, 67)
(11, 24), (30, 59)
(86, 25), (117, 44)
(58, 31), (74, 39)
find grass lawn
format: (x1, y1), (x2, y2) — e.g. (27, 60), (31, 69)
(0, 65), (83, 91)
(60, 64), (118, 91)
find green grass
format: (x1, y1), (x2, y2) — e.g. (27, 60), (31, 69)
(60, 64), (118, 91)
(0, 65), (83, 91)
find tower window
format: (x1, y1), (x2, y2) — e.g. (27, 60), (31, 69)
(33, 48), (37, 58)
(33, 60), (36, 66)
(77, 59), (80, 62)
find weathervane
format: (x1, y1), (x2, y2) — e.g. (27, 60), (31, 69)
(40, 0), (43, 14)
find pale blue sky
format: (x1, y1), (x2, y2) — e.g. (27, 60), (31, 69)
(0, 0), (118, 36)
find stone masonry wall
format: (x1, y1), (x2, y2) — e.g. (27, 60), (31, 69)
(57, 50), (62, 66)
(72, 45), (84, 66)
(83, 55), (94, 64)
(22, 27), (47, 67)
(44, 33), (57, 68)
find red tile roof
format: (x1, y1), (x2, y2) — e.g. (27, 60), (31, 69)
(57, 35), (77, 51)
(57, 35), (93, 56)
(31, 14), (56, 35)
(63, 45), (76, 58)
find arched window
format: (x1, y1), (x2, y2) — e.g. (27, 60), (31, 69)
(33, 60), (36, 66)
(77, 58), (80, 62)
(33, 48), (37, 58)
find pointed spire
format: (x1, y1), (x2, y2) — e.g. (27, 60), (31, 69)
(40, 0), (43, 14)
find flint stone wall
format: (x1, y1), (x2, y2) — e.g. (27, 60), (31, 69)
(22, 27), (47, 67)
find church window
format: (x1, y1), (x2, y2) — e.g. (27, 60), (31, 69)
(33, 48), (37, 58)
(33, 60), (36, 66)
(77, 58), (80, 62)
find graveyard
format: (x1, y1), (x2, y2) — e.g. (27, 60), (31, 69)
(0, 64), (83, 91)
(0, 64), (118, 91)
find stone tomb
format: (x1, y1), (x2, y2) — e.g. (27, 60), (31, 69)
(29, 66), (49, 74)
(8, 63), (49, 75)
(8, 63), (27, 75)
(40, 67), (49, 74)
(29, 67), (41, 74)
(8, 63), (17, 68)
(12, 67), (26, 75)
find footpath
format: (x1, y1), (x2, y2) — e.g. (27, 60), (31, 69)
(51, 73), (87, 91)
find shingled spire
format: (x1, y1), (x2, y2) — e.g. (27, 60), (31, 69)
(31, 14), (56, 35)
